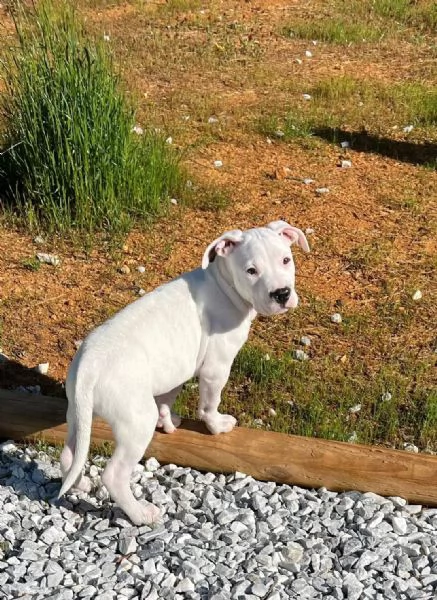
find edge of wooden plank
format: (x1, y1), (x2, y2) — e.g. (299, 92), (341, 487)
(1, 389), (437, 505)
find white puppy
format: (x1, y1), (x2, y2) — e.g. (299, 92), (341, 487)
(59, 221), (309, 525)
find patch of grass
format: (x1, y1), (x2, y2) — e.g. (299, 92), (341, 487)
(0, 0), (185, 235)
(21, 256), (41, 272)
(282, 20), (382, 45)
(345, 239), (393, 272)
(257, 76), (437, 146)
(368, 0), (437, 30)
(257, 113), (315, 141)
(174, 343), (437, 451)
(157, 0), (202, 13)
(187, 184), (231, 212)
(281, 0), (437, 44)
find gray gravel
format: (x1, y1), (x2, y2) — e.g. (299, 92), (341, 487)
(1, 440), (437, 599)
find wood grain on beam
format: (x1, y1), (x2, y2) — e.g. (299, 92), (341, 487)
(1, 389), (436, 505)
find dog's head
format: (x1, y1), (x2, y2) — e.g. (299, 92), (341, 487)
(202, 220), (310, 316)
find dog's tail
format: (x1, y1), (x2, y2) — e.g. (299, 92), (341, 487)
(58, 377), (94, 498)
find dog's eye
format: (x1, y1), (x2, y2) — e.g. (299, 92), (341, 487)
(283, 257), (291, 265)
(246, 267), (257, 275)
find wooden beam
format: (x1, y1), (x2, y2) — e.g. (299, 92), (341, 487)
(1, 388), (437, 505)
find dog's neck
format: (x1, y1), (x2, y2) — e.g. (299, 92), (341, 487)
(209, 259), (257, 320)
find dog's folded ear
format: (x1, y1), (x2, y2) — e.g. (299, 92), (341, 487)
(267, 220), (310, 253)
(202, 230), (244, 269)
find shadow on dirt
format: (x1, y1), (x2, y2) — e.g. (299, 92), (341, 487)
(314, 127), (437, 166)
(0, 355), (66, 398)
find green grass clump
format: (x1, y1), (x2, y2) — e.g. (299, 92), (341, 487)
(281, 0), (437, 44)
(0, 1), (184, 234)
(282, 21), (382, 45)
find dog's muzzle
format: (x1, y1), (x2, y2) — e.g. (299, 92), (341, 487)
(269, 287), (291, 306)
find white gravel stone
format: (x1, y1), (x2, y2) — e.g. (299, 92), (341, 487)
(36, 253), (60, 267)
(331, 312), (342, 323)
(145, 457), (160, 472)
(299, 335), (311, 346)
(392, 515), (408, 535)
(292, 348), (309, 361)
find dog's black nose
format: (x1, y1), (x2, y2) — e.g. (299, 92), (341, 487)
(270, 287), (291, 305)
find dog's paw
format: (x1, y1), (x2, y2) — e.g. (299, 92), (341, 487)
(156, 412), (181, 434)
(71, 475), (92, 494)
(204, 413), (237, 435)
(128, 501), (162, 526)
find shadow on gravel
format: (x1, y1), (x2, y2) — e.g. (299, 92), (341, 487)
(314, 127), (437, 166)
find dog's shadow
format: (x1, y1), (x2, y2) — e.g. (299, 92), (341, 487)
(0, 446), (118, 521)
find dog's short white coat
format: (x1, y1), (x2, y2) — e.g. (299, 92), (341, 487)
(59, 221), (309, 525)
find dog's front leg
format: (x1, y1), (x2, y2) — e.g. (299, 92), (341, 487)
(198, 358), (237, 435)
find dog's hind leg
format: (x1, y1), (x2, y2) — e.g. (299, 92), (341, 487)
(101, 392), (161, 526)
(155, 385), (183, 433)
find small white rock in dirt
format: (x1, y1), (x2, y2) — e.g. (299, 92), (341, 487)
(292, 349), (309, 361)
(349, 404), (361, 414)
(305, 227), (315, 235)
(302, 94), (312, 100)
(36, 362), (49, 375)
(138, 289), (146, 296)
(145, 457), (160, 472)
(403, 443), (419, 453)
(213, 160), (223, 168)
(119, 265), (130, 275)
(36, 253), (60, 267)
(412, 290), (422, 301)
(299, 336), (311, 347)
(33, 235), (45, 244)
(295, 58), (303, 65)
(208, 116), (219, 124)
(403, 124), (414, 133)
(266, 137), (273, 144)
(316, 187), (330, 194)
(253, 418), (264, 427)
(305, 50), (313, 58)
(165, 136), (173, 144)
(348, 431), (358, 443)
(303, 178), (314, 184)
(341, 160), (352, 168)
(274, 130), (285, 138)
(268, 408), (277, 417)
(331, 312), (342, 324)
(137, 265), (146, 274)
(170, 198), (178, 205)
(131, 125), (144, 135)
(381, 391), (392, 402)
(340, 141), (350, 149)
